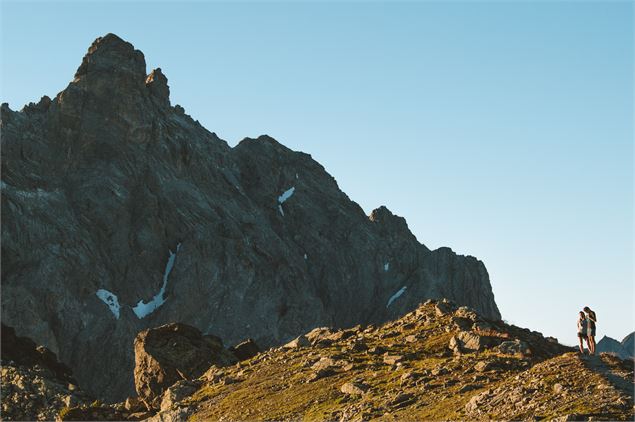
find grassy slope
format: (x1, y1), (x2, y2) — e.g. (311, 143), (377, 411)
(177, 301), (633, 421)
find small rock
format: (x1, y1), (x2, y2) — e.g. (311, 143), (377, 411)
(124, 396), (145, 412)
(160, 380), (199, 411)
(349, 340), (368, 352)
(474, 361), (493, 372)
(431, 367), (449, 376)
(435, 302), (452, 316)
(383, 355), (404, 365)
(340, 382), (369, 396)
(390, 392), (415, 408)
(367, 346), (386, 355)
(283, 335), (310, 349)
(449, 336), (461, 353)
(458, 384), (482, 393)
(307, 367), (336, 382)
(312, 357), (336, 371)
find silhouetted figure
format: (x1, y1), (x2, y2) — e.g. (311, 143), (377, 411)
(577, 311), (589, 354)
(584, 306), (597, 355)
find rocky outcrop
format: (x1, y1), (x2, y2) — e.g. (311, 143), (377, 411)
(133, 323), (236, 408)
(1, 325), (93, 421)
(1, 33), (500, 401)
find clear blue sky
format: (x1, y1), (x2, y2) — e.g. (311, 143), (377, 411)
(1, 1), (633, 346)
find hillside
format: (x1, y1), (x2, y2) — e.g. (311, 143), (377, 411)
(179, 301), (633, 421)
(1, 33), (499, 401)
(49, 299), (634, 421)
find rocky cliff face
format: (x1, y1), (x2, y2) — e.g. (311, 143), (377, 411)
(1, 33), (500, 401)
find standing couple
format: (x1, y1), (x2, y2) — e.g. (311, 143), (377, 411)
(577, 306), (597, 355)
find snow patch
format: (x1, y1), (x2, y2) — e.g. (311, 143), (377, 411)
(96, 289), (121, 319)
(133, 243), (181, 319)
(277, 187), (295, 216)
(278, 187), (295, 203)
(304, 253), (308, 260)
(295, 173), (299, 179)
(384, 262), (390, 271)
(386, 286), (407, 308)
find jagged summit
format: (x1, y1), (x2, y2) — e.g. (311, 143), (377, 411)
(369, 205), (420, 245)
(2, 34), (500, 402)
(75, 33), (145, 79)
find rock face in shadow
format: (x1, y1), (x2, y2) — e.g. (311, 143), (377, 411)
(1, 324), (93, 420)
(133, 323), (236, 409)
(1, 33), (500, 401)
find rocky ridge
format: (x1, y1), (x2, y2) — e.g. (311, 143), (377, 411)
(162, 300), (634, 421)
(54, 299), (633, 421)
(1, 33), (500, 401)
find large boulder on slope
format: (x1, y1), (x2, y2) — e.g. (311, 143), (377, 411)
(133, 323), (237, 408)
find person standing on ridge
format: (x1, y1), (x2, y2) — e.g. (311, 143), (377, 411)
(584, 306), (597, 355)
(577, 311), (589, 354)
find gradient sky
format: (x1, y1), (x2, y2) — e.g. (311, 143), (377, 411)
(1, 1), (633, 346)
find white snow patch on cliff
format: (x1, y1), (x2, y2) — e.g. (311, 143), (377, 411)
(278, 187), (295, 203)
(277, 187), (295, 216)
(384, 262), (390, 271)
(133, 243), (181, 319)
(96, 289), (121, 319)
(386, 286), (407, 308)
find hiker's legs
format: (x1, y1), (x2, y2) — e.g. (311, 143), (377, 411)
(578, 336), (585, 353)
(588, 335), (595, 355)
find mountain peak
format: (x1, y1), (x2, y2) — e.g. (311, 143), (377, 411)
(72, 33), (147, 89)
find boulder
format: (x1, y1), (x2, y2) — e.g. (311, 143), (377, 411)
(133, 323), (236, 408)
(497, 339), (531, 356)
(230, 339), (260, 361)
(457, 331), (500, 352)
